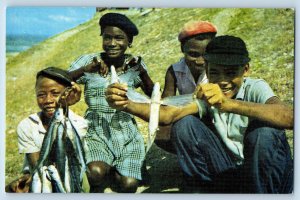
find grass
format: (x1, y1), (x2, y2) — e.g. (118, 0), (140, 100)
(5, 8), (294, 186)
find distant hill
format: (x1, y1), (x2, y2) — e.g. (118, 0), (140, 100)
(5, 8), (294, 185)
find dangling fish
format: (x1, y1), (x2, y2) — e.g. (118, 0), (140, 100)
(109, 65), (195, 152)
(31, 89), (87, 193)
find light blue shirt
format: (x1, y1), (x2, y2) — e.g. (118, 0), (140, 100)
(196, 77), (276, 163)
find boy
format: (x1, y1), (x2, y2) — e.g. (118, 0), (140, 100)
(157, 21), (217, 152)
(105, 35), (294, 193)
(9, 67), (87, 193)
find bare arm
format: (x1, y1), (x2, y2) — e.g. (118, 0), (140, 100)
(26, 152), (40, 172)
(162, 66), (176, 98)
(105, 83), (199, 125)
(124, 101), (198, 125)
(139, 68), (155, 97)
(68, 57), (108, 81)
(195, 83), (294, 129)
(223, 96), (293, 129)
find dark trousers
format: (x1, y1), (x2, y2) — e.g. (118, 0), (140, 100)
(171, 115), (293, 193)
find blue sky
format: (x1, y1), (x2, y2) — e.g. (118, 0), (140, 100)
(6, 7), (96, 36)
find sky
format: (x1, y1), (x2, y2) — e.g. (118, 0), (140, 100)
(6, 7), (96, 36)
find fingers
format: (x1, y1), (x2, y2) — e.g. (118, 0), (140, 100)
(106, 83), (128, 95)
(194, 84), (204, 99)
(105, 94), (129, 110)
(71, 82), (81, 93)
(62, 82), (82, 106)
(195, 83), (224, 107)
(105, 83), (129, 110)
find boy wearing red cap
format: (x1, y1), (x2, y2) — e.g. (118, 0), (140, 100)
(157, 21), (217, 152)
(105, 35), (293, 193)
(163, 20), (217, 97)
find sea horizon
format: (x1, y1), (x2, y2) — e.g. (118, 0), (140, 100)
(6, 34), (51, 54)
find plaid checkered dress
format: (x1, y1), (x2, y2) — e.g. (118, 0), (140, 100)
(69, 53), (146, 180)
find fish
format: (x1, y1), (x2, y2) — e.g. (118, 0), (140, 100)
(64, 157), (71, 193)
(52, 122), (66, 184)
(47, 165), (67, 193)
(35, 108), (65, 171)
(109, 65), (196, 152)
(146, 82), (161, 152)
(66, 119), (87, 183)
(41, 166), (52, 193)
(31, 103), (86, 193)
(31, 170), (42, 193)
(110, 65), (140, 85)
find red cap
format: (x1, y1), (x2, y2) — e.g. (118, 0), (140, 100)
(178, 21), (217, 42)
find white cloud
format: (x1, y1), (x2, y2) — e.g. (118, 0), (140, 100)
(48, 15), (76, 23)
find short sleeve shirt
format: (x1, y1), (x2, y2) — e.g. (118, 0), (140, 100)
(196, 78), (276, 163)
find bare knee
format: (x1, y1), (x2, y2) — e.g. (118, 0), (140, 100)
(87, 161), (111, 186)
(115, 172), (139, 193)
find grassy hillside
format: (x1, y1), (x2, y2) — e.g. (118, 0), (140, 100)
(6, 8), (294, 187)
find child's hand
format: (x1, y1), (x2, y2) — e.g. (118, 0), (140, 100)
(60, 82), (82, 106)
(194, 83), (229, 111)
(67, 82), (82, 106)
(85, 56), (108, 77)
(105, 83), (129, 110)
(5, 174), (32, 193)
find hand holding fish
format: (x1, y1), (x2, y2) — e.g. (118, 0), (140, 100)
(194, 83), (229, 111)
(105, 83), (129, 110)
(59, 82), (82, 106)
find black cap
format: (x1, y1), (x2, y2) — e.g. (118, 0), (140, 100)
(204, 35), (251, 66)
(99, 13), (138, 42)
(36, 67), (72, 86)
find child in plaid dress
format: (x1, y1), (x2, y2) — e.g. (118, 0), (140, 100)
(68, 13), (154, 193)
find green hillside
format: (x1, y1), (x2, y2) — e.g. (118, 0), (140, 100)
(6, 8), (294, 189)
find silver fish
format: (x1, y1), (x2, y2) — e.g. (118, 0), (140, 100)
(31, 170), (42, 193)
(35, 108), (65, 171)
(47, 165), (67, 193)
(109, 66), (196, 152)
(66, 119), (86, 182)
(64, 158), (71, 193)
(41, 166), (52, 193)
(31, 106), (86, 193)
(126, 86), (196, 152)
(146, 82), (162, 152)
(54, 122), (66, 184)
(110, 65), (119, 84)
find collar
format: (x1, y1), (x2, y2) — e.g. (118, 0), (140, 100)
(235, 78), (247, 100)
(28, 112), (46, 134)
(27, 110), (80, 134)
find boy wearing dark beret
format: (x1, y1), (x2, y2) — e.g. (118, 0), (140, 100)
(68, 13), (154, 193)
(105, 35), (293, 193)
(8, 67), (86, 193)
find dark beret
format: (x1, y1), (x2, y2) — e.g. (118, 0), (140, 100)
(204, 35), (251, 66)
(36, 67), (72, 86)
(99, 13), (139, 37)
